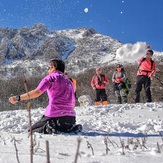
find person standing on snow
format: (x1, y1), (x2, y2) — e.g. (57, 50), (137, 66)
(112, 64), (128, 104)
(135, 49), (156, 103)
(91, 67), (109, 105)
(9, 59), (82, 134)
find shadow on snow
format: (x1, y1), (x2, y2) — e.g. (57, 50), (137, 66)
(79, 131), (161, 137)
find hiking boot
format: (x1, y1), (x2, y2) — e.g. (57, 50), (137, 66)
(68, 124), (83, 133)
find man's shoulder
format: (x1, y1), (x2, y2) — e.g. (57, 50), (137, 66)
(139, 57), (154, 62)
(139, 57), (146, 62)
(44, 71), (60, 82)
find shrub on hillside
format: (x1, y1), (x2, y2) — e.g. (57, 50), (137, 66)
(0, 64), (162, 111)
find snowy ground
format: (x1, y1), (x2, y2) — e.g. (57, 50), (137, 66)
(0, 102), (163, 163)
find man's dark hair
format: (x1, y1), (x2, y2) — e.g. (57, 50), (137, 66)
(147, 49), (154, 55)
(50, 59), (65, 73)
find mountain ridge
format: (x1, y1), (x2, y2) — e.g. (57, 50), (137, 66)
(0, 23), (162, 79)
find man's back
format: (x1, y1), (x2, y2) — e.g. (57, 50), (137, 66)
(37, 70), (75, 117)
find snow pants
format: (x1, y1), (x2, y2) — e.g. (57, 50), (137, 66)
(135, 75), (152, 103)
(114, 83), (128, 104)
(95, 89), (108, 105)
(31, 115), (76, 134)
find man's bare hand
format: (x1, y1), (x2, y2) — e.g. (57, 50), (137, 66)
(9, 96), (18, 104)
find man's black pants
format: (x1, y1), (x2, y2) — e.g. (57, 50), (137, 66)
(31, 115), (76, 134)
(135, 75), (152, 103)
(95, 89), (107, 102)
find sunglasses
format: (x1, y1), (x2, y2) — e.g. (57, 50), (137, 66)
(48, 66), (54, 70)
(116, 66), (121, 68)
(146, 52), (152, 55)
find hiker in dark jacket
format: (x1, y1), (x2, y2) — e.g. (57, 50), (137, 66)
(91, 67), (109, 105)
(135, 49), (156, 103)
(112, 64), (128, 104)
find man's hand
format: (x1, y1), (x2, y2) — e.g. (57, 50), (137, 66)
(146, 45), (151, 49)
(9, 96), (18, 104)
(114, 80), (120, 83)
(149, 73), (155, 80)
(148, 73), (152, 78)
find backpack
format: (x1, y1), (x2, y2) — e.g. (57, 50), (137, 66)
(115, 65), (132, 91)
(138, 57), (154, 70)
(125, 78), (132, 90)
(119, 65), (132, 90)
(94, 74), (106, 86)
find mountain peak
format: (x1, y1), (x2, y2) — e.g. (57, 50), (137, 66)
(30, 23), (49, 33)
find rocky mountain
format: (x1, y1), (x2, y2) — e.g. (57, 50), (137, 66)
(0, 23), (123, 79)
(0, 23), (162, 79)
(56, 28), (122, 72)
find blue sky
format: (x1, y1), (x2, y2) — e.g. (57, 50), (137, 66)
(0, 0), (163, 51)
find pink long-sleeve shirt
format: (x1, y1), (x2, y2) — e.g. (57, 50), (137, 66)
(37, 70), (76, 118)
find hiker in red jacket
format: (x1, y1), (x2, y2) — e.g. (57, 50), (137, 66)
(135, 49), (156, 103)
(91, 67), (109, 105)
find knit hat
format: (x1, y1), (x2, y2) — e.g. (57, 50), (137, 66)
(96, 67), (101, 71)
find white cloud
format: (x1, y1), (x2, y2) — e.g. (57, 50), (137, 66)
(116, 42), (147, 63)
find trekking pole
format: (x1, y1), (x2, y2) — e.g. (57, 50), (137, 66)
(24, 77), (33, 163)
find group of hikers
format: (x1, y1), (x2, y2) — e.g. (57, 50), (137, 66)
(91, 49), (156, 105)
(91, 64), (130, 105)
(8, 48), (156, 134)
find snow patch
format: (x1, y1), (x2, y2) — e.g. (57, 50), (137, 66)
(0, 102), (163, 162)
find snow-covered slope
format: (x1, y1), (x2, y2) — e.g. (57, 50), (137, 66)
(0, 102), (163, 163)
(55, 28), (122, 72)
(1, 103), (163, 135)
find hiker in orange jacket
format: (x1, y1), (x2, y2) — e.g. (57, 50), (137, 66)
(91, 67), (109, 105)
(64, 72), (77, 99)
(135, 49), (156, 103)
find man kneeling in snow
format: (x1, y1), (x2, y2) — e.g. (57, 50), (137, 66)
(9, 59), (82, 134)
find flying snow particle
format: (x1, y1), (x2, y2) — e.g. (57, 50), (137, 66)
(120, 11), (123, 14)
(122, 1), (125, 3)
(84, 8), (89, 13)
